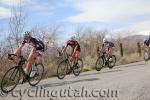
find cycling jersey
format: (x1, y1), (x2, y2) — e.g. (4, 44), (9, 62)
(66, 40), (81, 52)
(103, 41), (115, 49)
(144, 38), (150, 46)
(22, 38), (45, 51)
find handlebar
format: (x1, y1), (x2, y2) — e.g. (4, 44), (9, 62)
(8, 54), (17, 57)
(8, 54), (26, 61)
(57, 49), (70, 58)
(8, 54), (17, 60)
(57, 49), (62, 57)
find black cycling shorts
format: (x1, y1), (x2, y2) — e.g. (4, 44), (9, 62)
(76, 45), (81, 52)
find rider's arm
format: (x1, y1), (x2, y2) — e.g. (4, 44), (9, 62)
(148, 40), (150, 48)
(101, 43), (104, 49)
(14, 44), (24, 55)
(62, 40), (70, 54)
(100, 43), (106, 53)
(61, 44), (68, 54)
(72, 45), (78, 56)
(14, 41), (25, 55)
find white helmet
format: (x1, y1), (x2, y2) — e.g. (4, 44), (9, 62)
(103, 35), (112, 43)
(103, 38), (107, 43)
(70, 36), (76, 40)
(24, 31), (31, 40)
(70, 34), (76, 41)
(148, 35), (150, 39)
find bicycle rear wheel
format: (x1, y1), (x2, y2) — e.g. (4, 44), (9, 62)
(73, 59), (83, 76)
(95, 57), (104, 71)
(28, 63), (44, 86)
(108, 55), (116, 68)
(1, 66), (20, 93)
(143, 50), (149, 61)
(57, 60), (68, 79)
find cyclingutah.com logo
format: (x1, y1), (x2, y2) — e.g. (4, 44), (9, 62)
(0, 86), (119, 100)
(0, 90), (8, 97)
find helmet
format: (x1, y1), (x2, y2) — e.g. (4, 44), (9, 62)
(103, 35), (112, 43)
(24, 31), (31, 40)
(70, 36), (76, 41)
(148, 35), (150, 39)
(103, 38), (108, 43)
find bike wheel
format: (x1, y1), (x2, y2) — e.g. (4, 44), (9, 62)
(1, 66), (20, 93)
(57, 60), (68, 79)
(73, 59), (83, 76)
(108, 55), (116, 68)
(28, 63), (44, 86)
(143, 51), (149, 61)
(95, 57), (104, 71)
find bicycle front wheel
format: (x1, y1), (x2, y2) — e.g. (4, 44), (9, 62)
(28, 63), (44, 86)
(57, 60), (68, 79)
(143, 50), (149, 61)
(108, 55), (116, 68)
(1, 66), (20, 93)
(95, 57), (104, 71)
(73, 59), (83, 76)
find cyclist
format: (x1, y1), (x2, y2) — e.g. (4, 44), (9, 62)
(61, 36), (81, 65)
(101, 36), (115, 61)
(144, 36), (150, 50)
(14, 31), (45, 78)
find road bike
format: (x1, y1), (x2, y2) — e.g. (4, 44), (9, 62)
(1, 54), (44, 93)
(57, 51), (83, 79)
(95, 51), (116, 71)
(143, 46), (150, 61)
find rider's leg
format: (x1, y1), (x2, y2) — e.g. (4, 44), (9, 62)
(75, 51), (80, 63)
(108, 48), (113, 57)
(36, 51), (42, 63)
(108, 47), (114, 62)
(105, 48), (110, 59)
(148, 45), (150, 51)
(24, 47), (36, 74)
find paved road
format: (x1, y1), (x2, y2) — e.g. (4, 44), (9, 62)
(0, 61), (150, 100)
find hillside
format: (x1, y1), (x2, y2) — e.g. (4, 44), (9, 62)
(122, 35), (147, 43)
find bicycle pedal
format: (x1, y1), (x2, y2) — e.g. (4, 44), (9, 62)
(73, 64), (78, 68)
(32, 72), (39, 78)
(19, 78), (27, 84)
(67, 69), (72, 74)
(30, 70), (37, 78)
(24, 74), (30, 80)
(19, 79), (24, 84)
(105, 61), (108, 65)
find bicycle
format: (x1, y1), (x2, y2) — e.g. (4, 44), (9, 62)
(1, 54), (44, 93)
(57, 51), (83, 79)
(95, 51), (116, 71)
(143, 46), (150, 61)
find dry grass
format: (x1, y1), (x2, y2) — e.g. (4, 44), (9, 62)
(82, 56), (97, 71)
(0, 52), (144, 80)
(82, 52), (144, 72)
(116, 53), (143, 66)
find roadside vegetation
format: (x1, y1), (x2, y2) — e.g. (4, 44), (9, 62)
(0, 25), (145, 80)
(0, 1), (145, 81)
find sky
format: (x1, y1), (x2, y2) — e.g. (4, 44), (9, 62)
(0, 0), (150, 40)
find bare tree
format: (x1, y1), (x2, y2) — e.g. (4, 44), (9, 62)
(74, 26), (85, 43)
(31, 24), (62, 47)
(8, 0), (26, 52)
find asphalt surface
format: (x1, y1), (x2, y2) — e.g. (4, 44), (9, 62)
(0, 61), (150, 100)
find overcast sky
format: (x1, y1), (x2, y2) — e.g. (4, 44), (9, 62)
(0, 0), (150, 39)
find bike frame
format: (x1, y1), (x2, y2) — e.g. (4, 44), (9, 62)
(61, 51), (78, 73)
(9, 54), (29, 80)
(64, 52), (74, 70)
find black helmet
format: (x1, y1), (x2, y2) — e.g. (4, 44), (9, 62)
(24, 31), (31, 40)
